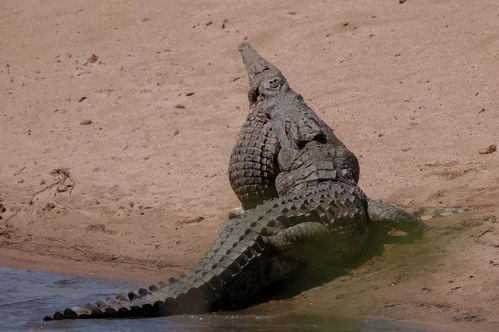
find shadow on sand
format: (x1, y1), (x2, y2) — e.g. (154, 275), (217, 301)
(240, 226), (425, 307)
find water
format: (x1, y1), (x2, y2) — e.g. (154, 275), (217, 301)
(0, 266), (428, 332)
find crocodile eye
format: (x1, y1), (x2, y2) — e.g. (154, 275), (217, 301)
(258, 76), (284, 97)
(267, 77), (281, 88)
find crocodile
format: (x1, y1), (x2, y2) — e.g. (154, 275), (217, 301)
(44, 44), (425, 321)
(230, 43), (424, 232)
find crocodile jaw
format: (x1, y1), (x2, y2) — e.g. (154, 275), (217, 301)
(239, 42), (286, 105)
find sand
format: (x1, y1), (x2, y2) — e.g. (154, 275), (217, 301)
(0, 0), (498, 330)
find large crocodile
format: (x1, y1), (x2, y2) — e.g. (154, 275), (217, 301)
(44, 44), (425, 321)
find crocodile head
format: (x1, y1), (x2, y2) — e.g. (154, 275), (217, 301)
(239, 42), (287, 106)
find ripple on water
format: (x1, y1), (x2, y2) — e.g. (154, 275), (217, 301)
(0, 266), (429, 332)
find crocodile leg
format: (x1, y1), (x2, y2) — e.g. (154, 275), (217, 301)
(366, 198), (426, 233)
(267, 222), (335, 263)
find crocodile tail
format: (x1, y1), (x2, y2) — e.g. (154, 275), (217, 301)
(44, 267), (241, 321)
(43, 280), (200, 320)
(44, 215), (274, 320)
(43, 189), (316, 321)
(44, 247), (274, 321)
(367, 198), (427, 233)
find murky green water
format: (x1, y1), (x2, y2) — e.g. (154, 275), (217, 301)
(0, 266), (430, 332)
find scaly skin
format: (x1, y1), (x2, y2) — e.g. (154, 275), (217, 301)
(44, 43), (424, 321)
(44, 183), (366, 320)
(228, 42), (282, 210)
(228, 105), (279, 210)
(228, 106), (422, 229)
(232, 43), (424, 232)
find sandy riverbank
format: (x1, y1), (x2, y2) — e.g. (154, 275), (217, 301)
(1, 0), (498, 330)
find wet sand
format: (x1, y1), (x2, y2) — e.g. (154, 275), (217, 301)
(0, 0), (498, 330)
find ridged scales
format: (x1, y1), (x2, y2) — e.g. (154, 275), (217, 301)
(47, 183), (367, 320)
(227, 107), (421, 230)
(228, 105), (280, 209)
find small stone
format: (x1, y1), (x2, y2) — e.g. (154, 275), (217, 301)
(43, 203), (56, 211)
(174, 104), (185, 109)
(185, 92), (195, 96)
(179, 216), (205, 224)
(478, 145), (496, 154)
(80, 120), (93, 126)
(229, 207), (245, 219)
(86, 54), (98, 64)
